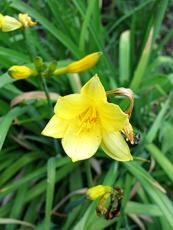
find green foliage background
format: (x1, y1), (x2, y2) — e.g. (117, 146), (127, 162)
(0, 0), (173, 229)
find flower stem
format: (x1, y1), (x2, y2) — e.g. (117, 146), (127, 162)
(133, 156), (150, 163)
(84, 160), (93, 187)
(41, 76), (52, 112)
(41, 76), (59, 155)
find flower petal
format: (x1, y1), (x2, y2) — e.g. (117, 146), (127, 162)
(41, 115), (69, 138)
(81, 75), (107, 103)
(99, 103), (127, 132)
(62, 119), (101, 162)
(101, 131), (133, 161)
(54, 94), (89, 119)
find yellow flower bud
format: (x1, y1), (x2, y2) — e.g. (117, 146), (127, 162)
(8, 65), (33, 80)
(18, 13), (37, 27)
(53, 52), (102, 76)
(67, 52), (102, 73)
(0, 14), (22, 32)
(86, 185), (113, 200)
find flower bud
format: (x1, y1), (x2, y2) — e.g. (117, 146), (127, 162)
(0, 14), (22, 32)
(18, 13), (36, 27)
(86, 185), (112, 200)
(67, 52), (102, 73)
(8, 65), (33, 80)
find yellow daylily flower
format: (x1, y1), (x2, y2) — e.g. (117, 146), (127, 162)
(86, 185), (113, 200)
(42, 75), (133, 162)
(0, 14), (22, 32)
(8, 65), (33, 80)
(53, 52), (102, 75)
(18, 13), (37, 27)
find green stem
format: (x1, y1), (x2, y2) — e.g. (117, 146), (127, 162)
(41, 76), (52, 112)
(41, 76), (59, 155)
(133, 156), (150, 163)
(84, 160), (93, 187)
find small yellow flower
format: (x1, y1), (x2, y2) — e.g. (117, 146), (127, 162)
(8, 65), (33, 80)
(53, 52), (102, 75)
(42, 75), (133, 162)
(0, 14), (22, 32)
(86, 185), (113, 200)
(18, 13), (37, 27)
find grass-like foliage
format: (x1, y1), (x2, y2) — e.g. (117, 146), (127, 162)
(0, 0), (173, 229)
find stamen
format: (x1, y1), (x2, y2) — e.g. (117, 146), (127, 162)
(78, 106), (97, 134)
